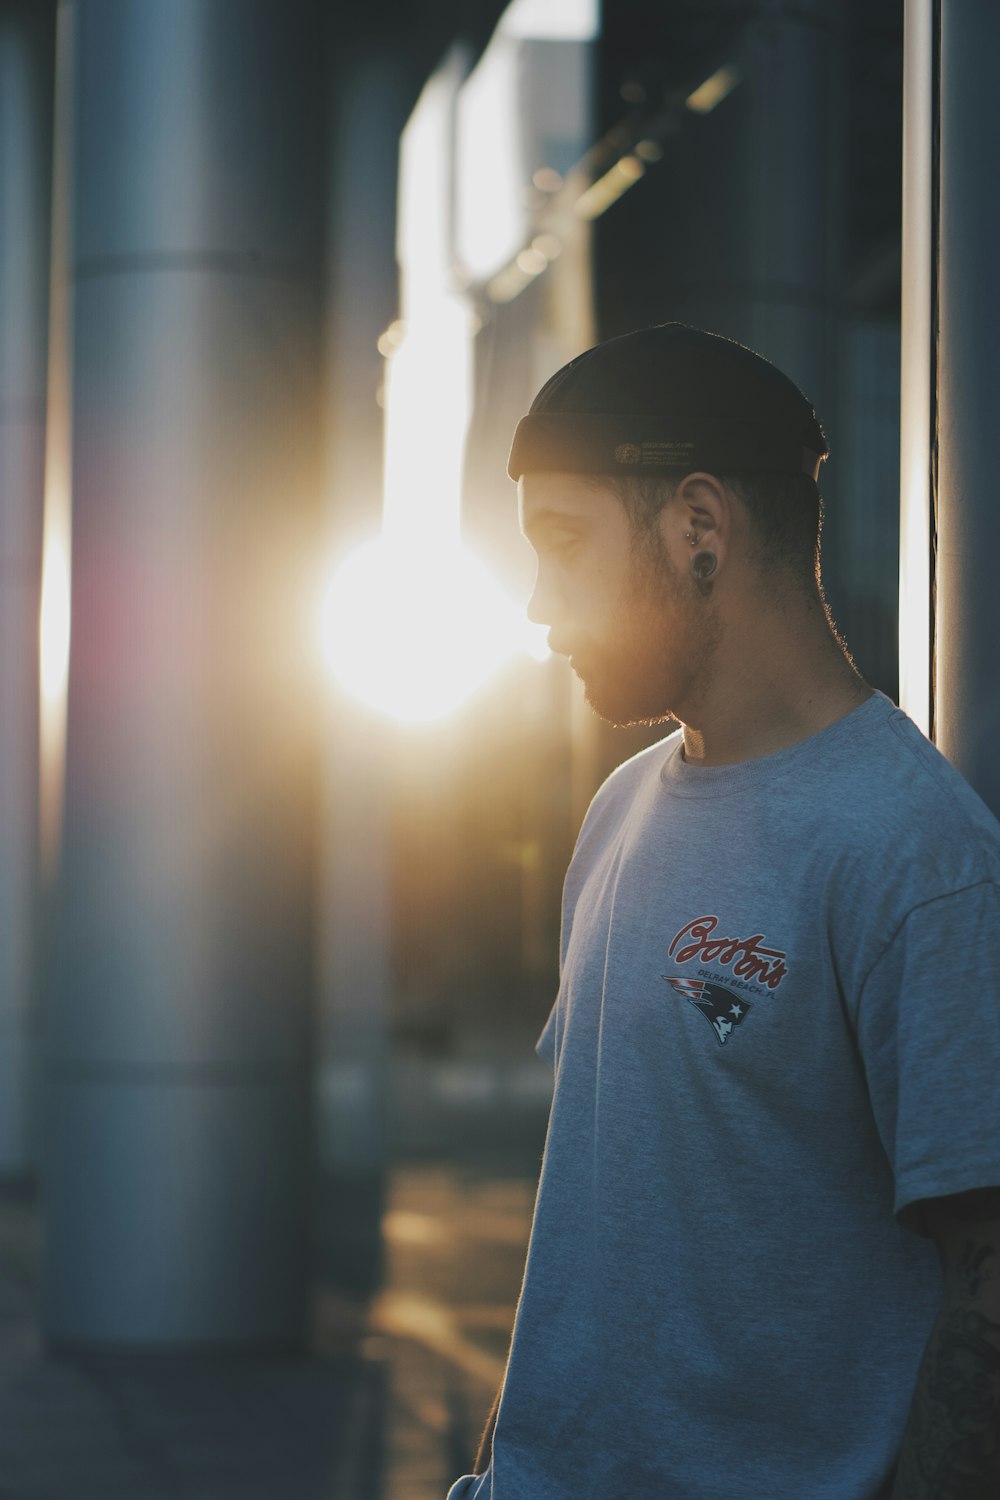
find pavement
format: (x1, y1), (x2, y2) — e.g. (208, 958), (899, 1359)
(0, 1158), (539, 1500)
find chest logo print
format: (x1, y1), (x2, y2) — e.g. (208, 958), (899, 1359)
(665, 977), (752, 1046)
(668, 915), (789, 990)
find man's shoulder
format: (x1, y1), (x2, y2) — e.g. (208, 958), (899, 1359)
(593, 728), (682, 803)
(570, 729), (681, 855)
(826, 698), (1000, 891)
(848, 702), (998, 833)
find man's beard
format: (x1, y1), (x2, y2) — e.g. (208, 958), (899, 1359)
(574, 531), (717, 728)
(577, 625), (682, 727)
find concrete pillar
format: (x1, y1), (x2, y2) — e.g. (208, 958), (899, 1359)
(0, 2), (56, 1177)
(935, 0), (1000, 814)
(315, 42), (417, 1294)
(42, 0), (324, 1346)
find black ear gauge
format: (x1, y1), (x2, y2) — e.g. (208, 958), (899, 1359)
(691, 551), (717, 581)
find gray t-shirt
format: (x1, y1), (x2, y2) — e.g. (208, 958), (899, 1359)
(448, 691), (1000, 1500)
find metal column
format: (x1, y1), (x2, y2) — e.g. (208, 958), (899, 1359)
(42, 0), (323, 1345)
(0, 2), (56, 1178)
(935, 0), (1000, 813)
(314, 42), (411, 1293)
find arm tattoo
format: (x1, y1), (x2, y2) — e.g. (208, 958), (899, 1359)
(955, 1239), (996, 1301)
(893, 1237), (1000, 1500)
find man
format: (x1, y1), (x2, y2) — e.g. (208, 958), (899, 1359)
(446, 324), (1000, 1500)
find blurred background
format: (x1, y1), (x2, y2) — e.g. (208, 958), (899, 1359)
(4, 0), (995, 1495)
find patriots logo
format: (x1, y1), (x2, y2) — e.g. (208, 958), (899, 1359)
(665, 976), (752, 1045)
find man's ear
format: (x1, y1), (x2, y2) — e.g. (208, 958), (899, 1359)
(657, 472), (731, 576)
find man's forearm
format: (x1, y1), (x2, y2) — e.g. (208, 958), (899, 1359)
(891, 1295), (1000, 1499)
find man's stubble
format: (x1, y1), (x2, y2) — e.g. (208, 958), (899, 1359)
(578, 527), (722, 729)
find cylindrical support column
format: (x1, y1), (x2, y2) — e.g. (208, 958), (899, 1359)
(935, 0), (1000, 814)
(42, 0), (324, 1346)
(315, 42), (416, 1294)
(0, 2), (56, 1177)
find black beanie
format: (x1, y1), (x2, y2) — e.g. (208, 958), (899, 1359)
(507, 323), (828, 483)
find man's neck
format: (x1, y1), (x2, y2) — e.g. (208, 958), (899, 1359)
(678, 605), (873, 768)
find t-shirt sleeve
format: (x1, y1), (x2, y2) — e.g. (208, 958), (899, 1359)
(446, 1471), (488, 1498)
(535, 999), (557, 1065)
(854, 880), (1000, 1233)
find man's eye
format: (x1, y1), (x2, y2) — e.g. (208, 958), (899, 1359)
(549, 536), (581, 559)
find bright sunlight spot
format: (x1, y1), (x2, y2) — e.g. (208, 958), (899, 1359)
(38, 484), (72, 884)
(321, 536), (545, 723)
(39, 532), (71, 705)
(500, 0), (599, 41)
(457, 38), (525, 281)
(321, 48), (548, 724)
(685, 64), (742, 116)
(381, 296), (471, 544)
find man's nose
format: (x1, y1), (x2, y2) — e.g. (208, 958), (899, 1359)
(526, 568), (556, 626)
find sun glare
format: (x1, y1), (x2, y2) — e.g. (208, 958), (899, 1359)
(321, 536), (545, 723)
(39, 528), (71, 706)
(320, 40), (553, 724)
